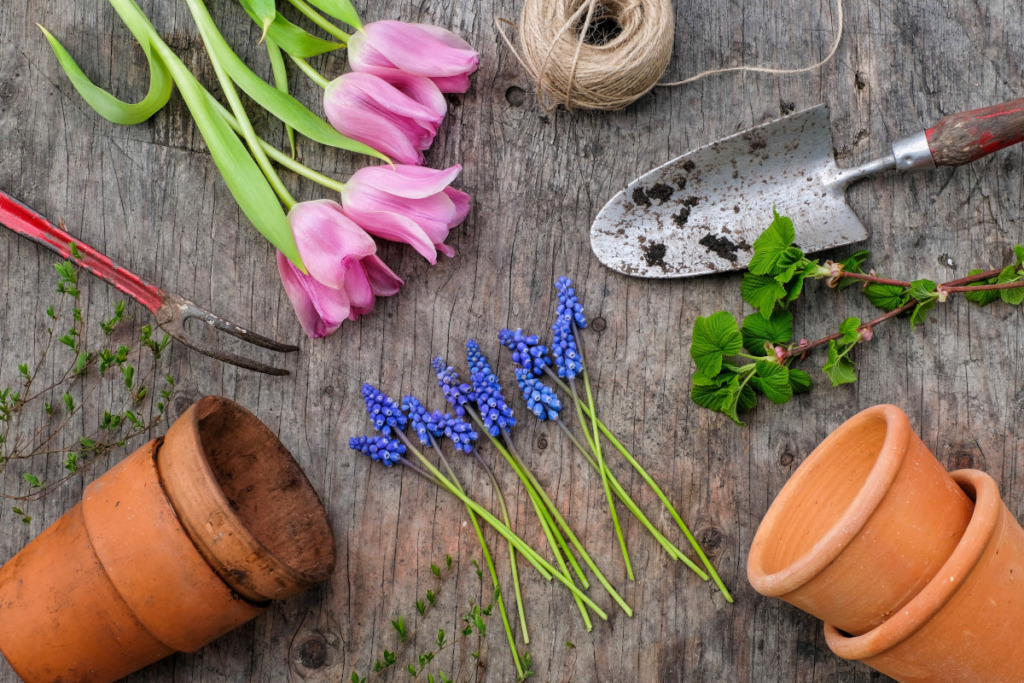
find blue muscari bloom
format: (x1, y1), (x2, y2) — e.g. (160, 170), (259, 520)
(432, 357), (471, 416)
(515, 367), (561, 421)
(362, 383), (408, 435)
(349, 435), (405, 467)
(552, 313), (584, 379)
(555, 276), (587, 329)
(466, 339), (516, 437)
(401, 395), (432, 445)
(427, 410), (478, 453)
(498, 328), (552, 377)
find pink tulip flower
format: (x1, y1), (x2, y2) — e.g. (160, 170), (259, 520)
(341, 164), (471, 264)
(278, 200), (403, 338)
(324, 71), (446, 166)
(348, 21), (480, 94)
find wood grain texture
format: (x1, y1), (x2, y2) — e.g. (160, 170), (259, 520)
(1, 0), (1023, 681)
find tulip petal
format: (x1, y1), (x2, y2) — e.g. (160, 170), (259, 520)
(344, 208), (438, 263)
(376, 70), (447, 121)
(277, 252), (351, 338)
(362, 254), (404, 296)
(344, 185), (457, 235)
(345, 164), (462, 199)
(289, 200), (375, 290)
(443, 187), (471, 225)
(352, 21), (479, 78)
(343, 260), (375, 314)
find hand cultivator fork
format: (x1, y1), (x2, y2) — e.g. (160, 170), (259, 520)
(0, 190), (298, 375)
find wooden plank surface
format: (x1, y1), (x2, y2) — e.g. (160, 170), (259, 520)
(1, 0), (1023, 680)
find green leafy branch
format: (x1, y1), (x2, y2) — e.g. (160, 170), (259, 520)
(689, 210), (1024, 424)
(0, 260), (176, 519)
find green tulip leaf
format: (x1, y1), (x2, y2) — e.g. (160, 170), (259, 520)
(238, 0), (345, 57)
(188, 0), (386, 161)
(306, 0), (363, 30)
(39, 24), (172, 125)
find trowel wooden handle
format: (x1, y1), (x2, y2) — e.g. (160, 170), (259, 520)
(926, 97), (1024, 166)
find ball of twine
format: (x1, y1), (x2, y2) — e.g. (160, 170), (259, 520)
(506, 0), (675, 112)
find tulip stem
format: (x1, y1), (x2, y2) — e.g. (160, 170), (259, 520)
(285, 0), (351, 43)
(291, 56), (331, 89)
(183, 0), (296, 209)
(208, 97), (346, 194)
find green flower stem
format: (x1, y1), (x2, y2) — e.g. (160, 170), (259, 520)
(210, 97), (346, 193)
(286, 0), (351, 42)
(543, 366), (733, 603)
(555, 420), (706, 576)
(291, 56), (331, 89)
(405, 433), (523, 679)
(572, 368), (633, 580)
(496, 428), (594, 631)
(462, 408), (593, 630)
(183, 0), (296, 209)
(396, 452), (609, 620)
(480, 419), (633, 617)
(572, 330), (633, 579)
(467, 448), (530, 645)
(265, 37), (296, 158)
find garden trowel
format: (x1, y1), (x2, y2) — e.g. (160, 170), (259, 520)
(590, 99), (1024, 278)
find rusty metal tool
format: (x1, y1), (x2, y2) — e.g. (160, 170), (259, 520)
(0, 190), (298, 375)
(591, 98), (1024, 278)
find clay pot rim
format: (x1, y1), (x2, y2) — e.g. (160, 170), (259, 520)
(824, 469), (999, 660)
(159, 396), (335, 599)
(748, 404), (911, 596)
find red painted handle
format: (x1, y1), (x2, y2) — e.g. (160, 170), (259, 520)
(0, 190), (165, 313)
(926, 97), (1024, 166)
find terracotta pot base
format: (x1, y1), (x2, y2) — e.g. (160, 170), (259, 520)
(824, 469), (1024, 682)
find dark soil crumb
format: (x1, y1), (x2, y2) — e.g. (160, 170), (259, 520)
(683, 196), (700, 208)
(644, 242), (667, 267)
(672, 207), (690, 227)
(733, 205), (740, 213)
(632, 186), (650, 207)
(647, 183), (673, 202)
(780, 100), (796, 115)
(682, 160), (695, 172)
(699, 233), (740, 262)
(745, 133), (767, 151)
(674, 176), (688, 191)
(855, 71), (868, 91)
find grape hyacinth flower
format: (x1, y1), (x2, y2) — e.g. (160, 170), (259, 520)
(551, 314), (584, 379)
(347, 21), (480, 94)
(361, 383), (408, 435)
(432, 357), (471, 416)
(324, 72), (446, 166)
(427, 410), (478, 453)
(555, 276), (588, 329)
(515, 368), (561, 421)
(466, 340), (516, 436)
(349, 434), (405, 467)
(401, 395), (433, 445)
(341, 165), (470, 264)
(498, 328), (552, 377)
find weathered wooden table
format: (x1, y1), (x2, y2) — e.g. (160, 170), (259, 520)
(1, 0), (1022, 680)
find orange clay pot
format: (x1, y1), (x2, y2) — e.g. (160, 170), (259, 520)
(0, 396), (335, 683)
(825, 469), (1024, 682)
(747, 404), (973, 635)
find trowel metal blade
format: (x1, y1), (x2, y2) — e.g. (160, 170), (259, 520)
(589, 105), (868, 278)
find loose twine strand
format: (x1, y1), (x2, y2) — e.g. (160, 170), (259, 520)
(497, 0), (845, 112)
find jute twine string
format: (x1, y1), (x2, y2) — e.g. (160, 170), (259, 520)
(498, 0), (845, 112)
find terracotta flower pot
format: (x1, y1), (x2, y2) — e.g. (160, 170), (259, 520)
(825, 469), (1024, 682)
(747, 404), (973, 635)
(0, 396), (335, 683)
